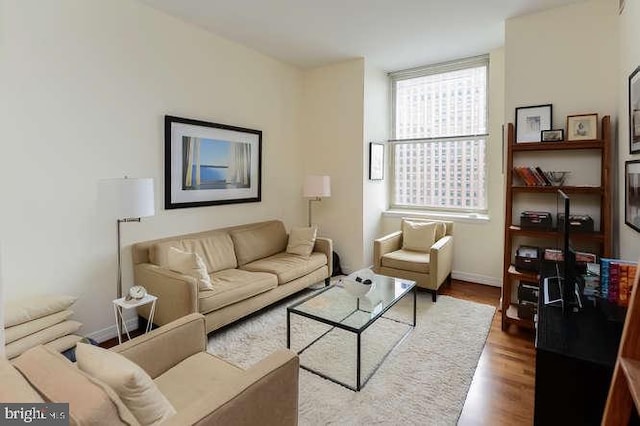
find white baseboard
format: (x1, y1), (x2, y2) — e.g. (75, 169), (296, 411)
(452, 271), (502, 287)
(85, 317), (139, 343)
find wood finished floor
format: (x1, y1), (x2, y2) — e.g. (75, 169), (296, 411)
(442, 280), (536, 426)
(102, 280), (536, 425)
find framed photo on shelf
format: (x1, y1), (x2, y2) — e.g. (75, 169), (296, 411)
(515, 104), (552, 143)
(629, 66), (640, 153)
(566, 113), (598, 141)
(626, 160), (640, 232)
(541, 129), (564, 142)
(369, 142), (384, 180)
(164, 115), (262, 209)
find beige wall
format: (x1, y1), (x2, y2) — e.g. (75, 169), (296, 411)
(301, 59), (366, 272)
(0, 0), (305, 340)
(618, 0), (640, 261)
(363, 63), (390, 267)
(381, 48), (506, 286)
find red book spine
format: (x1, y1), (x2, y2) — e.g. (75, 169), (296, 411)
(609, 262), (620, 303)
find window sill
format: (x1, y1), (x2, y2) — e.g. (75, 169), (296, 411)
(383, 209), (490, 224)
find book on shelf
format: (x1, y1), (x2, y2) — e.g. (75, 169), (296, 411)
(513, 166), (552, 187)
(600, 259), (637, 307)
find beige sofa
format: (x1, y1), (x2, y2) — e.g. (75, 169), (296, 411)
(133, 220), (332, 333)
(373, 219), (453, 302)
(1, 314), (299, 426)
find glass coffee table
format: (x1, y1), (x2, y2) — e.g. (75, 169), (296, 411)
(286, 269), (416, 391)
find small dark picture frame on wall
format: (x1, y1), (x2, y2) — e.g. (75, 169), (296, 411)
(629, 66), (640, 153)
(625, 159), (640, 232)
(369, 143), (384, 180)
(541, 129), (564, 142)
(164, 115), (262, 209)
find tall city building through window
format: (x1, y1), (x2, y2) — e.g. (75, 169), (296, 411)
(390, 56), (488, 212)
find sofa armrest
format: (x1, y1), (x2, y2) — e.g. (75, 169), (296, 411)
(134, 264), (199, 327)
(429, 235), (454, 288)
(111, 313), (206, 379)
(164, 349), (299, 426)
(314, 237), (333, 276)
(373, 231), (402, 270)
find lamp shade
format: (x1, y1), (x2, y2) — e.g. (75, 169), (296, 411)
(303, 175), (331, 198)
(99, 177), (155, 219)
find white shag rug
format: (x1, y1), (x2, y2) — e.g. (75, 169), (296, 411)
(207, 289), (495, 426)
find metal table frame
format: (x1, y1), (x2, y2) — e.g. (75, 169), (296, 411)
(287, 281), (416, 391)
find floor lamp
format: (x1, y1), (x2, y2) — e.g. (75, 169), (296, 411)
(99, 177), (155, 334)
(303, 175), (331, 227)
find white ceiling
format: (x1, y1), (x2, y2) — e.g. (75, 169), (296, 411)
(140, 0), (584, 72)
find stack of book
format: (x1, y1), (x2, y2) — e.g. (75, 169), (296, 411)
(583, 262), (600, 301)
(513, 166), (552, 186)
(600, 259), (638, 307)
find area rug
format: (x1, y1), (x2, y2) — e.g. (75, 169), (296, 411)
(207, 290), (495, 425)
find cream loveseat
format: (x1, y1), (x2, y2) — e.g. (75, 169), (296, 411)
(133, 220), (332, 333)
(373, 218), (453, 302)
(1, 314), (299, 425)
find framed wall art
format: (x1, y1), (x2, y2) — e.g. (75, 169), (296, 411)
(629, 66), (640, 153)
(626, 159), (640, 232)
(165, 115), (262, 209)
(541, 129), (564, 142)
(566, 113), (598, 141)
(515, 104), (552, 143)
(369, 142), (384, 180)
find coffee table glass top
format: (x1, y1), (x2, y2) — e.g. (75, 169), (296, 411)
(288, 269), (415, 332)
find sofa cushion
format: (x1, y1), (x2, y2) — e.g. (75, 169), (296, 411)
(0, 358), (44, 403)
(286, 226), (317, 257)
(5, 320), (83, 359)
(5, 309), (73, 344)
(76, 343), (176, 426)
(154, 352), (243, 411)
(401, 220), (436, 253)
(381, 249), (431, 274)
(241, 252), (327, 285)
(5, 295), (77, 328)
(198, 269), (278, 314)
(150, 233), (237, 274)
(13, 346), (138, 426)
(167, 247), (214, 291)
(230, 221), (288, 266)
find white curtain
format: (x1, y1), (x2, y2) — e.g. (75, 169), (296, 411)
(226, 142), (251, 186)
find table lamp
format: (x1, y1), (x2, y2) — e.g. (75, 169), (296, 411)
(303, 175), (331, 227)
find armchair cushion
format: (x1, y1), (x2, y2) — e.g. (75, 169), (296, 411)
(76, 343), (176, 426)
(401, 220), (437, 252)
(381, 249), (430, 273)
(154, 352), (243, 411)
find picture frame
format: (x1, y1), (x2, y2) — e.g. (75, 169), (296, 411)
(566, 113), (598, 141)
(625, 160), (640, 232)
(541, 129), (564, 142)
(369, 142), (384, 180)
(164, 115), (262, 209)
(629, 66), (640, 153)
(515, 104), (552, 143)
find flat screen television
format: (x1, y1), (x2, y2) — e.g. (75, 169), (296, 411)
(543, 190), (582, 315)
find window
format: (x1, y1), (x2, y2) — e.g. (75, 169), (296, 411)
(390, 55), (488, 212)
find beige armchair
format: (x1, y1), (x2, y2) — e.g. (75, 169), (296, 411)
(373, 218), (453, 302)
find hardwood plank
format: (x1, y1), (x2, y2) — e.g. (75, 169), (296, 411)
(441, 280), (536, 425)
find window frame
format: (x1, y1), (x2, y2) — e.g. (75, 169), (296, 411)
(388, 54), (490, 213)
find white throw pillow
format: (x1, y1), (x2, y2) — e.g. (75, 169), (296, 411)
(402, 220), (437, 252)
(286, 226), (317, 257)
(166, 247), (214, 291)
(75, 343), (176, 426)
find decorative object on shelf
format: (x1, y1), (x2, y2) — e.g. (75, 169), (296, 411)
(625, 159), (640, 232)
(164, 115), (262, 209)
(629, 66), (640, 153)
(544, 170), (570, 186)
(566, 113), (598, 141)
(515, 104), (552, 143)
(98, 177), (155, 335)
(303, 175), (331, 227)
(369, 143), (384, 180)
(541, 129), (564, 142)
(520, 211), (552, 230)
